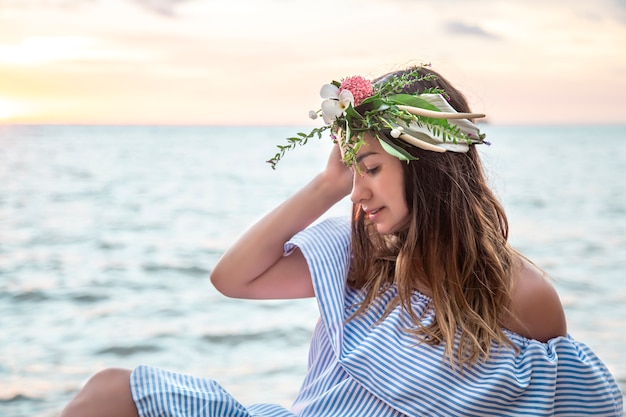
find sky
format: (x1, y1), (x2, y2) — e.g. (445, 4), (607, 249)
(0, 0), (625, 125)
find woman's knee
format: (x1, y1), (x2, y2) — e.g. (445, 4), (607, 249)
(84, 367), (132, 395)
(60, 368), (137, 417)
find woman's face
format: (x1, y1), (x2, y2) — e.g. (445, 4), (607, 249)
(350, 133), (409, 235)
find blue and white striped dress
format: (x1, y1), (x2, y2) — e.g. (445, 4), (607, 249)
(131, 216), (624, 416)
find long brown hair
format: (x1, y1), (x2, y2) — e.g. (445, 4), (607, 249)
(347, 66), (519, 366)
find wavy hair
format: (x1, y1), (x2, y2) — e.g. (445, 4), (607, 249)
(347, 66), (520, 366)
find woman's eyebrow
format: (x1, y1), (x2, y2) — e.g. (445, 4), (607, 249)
(356, 151), (378, 164)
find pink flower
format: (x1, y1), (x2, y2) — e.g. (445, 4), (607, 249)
(339, 76), (373, 106)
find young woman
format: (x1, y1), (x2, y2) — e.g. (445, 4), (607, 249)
(59, 66), (623, 416)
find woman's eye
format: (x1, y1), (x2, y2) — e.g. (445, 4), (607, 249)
(365, 166), (380, 174)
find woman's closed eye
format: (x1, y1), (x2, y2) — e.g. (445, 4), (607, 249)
(364, 166), (380, 175)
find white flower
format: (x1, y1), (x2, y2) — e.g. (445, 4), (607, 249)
(308, 110), (318, 120)
(390, 126), (404, 138)
(319, 83), (354, 125)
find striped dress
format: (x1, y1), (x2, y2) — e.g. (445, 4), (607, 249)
(131, 216), (624, 416)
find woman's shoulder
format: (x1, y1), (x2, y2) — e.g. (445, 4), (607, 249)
(504, 258), (567, 342)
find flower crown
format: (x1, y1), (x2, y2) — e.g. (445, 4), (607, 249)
(267, 68), (487, 169)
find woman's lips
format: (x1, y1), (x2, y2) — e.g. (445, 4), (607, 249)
(366, 207), (382, 221)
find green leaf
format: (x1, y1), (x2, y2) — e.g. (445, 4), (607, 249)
(387, 94), (441, 112)
(358, 92), (381, 104)
(345, 105), (362, 120)
(378, 138), (418, 162)
(373, 104), (391, 112)
(355, 94), (384, 113)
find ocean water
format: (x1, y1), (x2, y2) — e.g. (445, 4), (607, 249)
(0, 124), (624, 416)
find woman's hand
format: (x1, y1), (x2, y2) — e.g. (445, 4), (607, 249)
(320, 144), (353, 201)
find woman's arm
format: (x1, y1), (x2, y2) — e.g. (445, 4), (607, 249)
(210, 145), (353, 300)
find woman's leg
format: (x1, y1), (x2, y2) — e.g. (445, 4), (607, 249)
(59, 368), (139, 417)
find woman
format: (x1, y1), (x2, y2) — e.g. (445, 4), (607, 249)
(60, 66), (623, 416)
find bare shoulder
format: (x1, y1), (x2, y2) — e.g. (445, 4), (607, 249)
(505, 258), (567, 342)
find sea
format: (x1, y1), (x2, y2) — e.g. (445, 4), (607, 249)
(1, 124), (625, 416)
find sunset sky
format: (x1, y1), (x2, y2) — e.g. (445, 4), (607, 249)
(0, 0), (625, 125)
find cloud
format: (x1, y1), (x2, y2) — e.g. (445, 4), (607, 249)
(612, 0), (626, 22)
(128, 0), (193, 16)
(0, 0), (90, 7)
(444, 21), (500, 39)
(0, 0), (193, 16)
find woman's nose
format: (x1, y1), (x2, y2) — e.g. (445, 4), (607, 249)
(350, 172), (369, 205)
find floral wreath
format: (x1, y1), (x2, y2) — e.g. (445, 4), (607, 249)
(267, 67), (487, 169)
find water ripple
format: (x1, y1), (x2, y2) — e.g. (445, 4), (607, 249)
(96, 344), (162, 357)
(201, 327), (312, 347)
